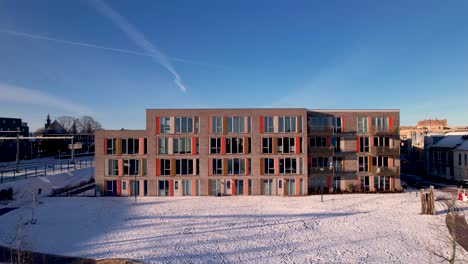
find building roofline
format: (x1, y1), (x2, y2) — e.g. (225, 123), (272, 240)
(307, 109), (400, 112)
(146, 108), (308, 110)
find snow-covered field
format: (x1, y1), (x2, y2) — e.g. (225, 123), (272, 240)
(0, 192), (466, 263)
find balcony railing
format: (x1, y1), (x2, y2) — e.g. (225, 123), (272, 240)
(370, 128), (399, 136)
(370, 146), (399, 156)
(308, 167), (332, 176)
(371, 166), (399, 176)
(308, 146), (333, 156)
(308, 126), (334, 135)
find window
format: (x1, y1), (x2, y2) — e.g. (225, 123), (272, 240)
(210, 138), (221, 154)
(298, 116), (303, 132)
(173, 138), (192, 154)
(122, 181), (127, 190)
(227, 117), (245, 133)
(465, 154), (467, 166)
(459, 153), (462, 166)
(227, 159), (246, 175)
(263, 158), (275, 174)
(334, 117), (342, 133)
(212, 159), (223, 175)
(212, 116), (222, 134)
(372, 117), (389, 132)
(360, 137), (370, 152)
(358, 117), (368, 133)
(332, 137), (341, 152)
(279, 116), (297, 133)
(308, 117), (331, 130)
(374, 136), (390, 147)
(158, 138), (169, 154)
(262, 137), (273, 154)
(175, 117), (194, 133)
(264, 116), (274, 133)
(106, 138), (117, 155)
(248, 117), (252, 133)
(160, 117), (171, 134)
(123, 159), (145, 176)
(107, 159), (119, 176)
(277, 137), (296, 154)
(182, 180), (192, 196)
(372, 156), (389, 167)
(175, 159), (194, 175)
(309, 137), (327, 147)
(279, 158), (297, 174)
(226, 137), (244, 154)
(333, 157), (343, 172)
(160, 159), (171, 176)
(121, 138), (139, 155)
(359, 156), (369, 172)
(311, 157), (328, 168)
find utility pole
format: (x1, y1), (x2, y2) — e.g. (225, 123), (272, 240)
(16, 128), (20, 173)
(71, 137), (75, 164)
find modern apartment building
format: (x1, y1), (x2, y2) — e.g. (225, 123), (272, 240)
(95, 108), (400, 196)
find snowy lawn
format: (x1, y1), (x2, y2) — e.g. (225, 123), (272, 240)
(0, 193), (467, 263)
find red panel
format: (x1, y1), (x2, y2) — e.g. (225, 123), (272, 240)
(368, 117), (372, 131)
(356, 136), (360, 152)
(155, 159), (160, 176)
(155, 117), (160, 134)
(274, 158), (279, 175)
(389, 116), (393, 132)
(139, 138), (144, 155)
(192, 179), (197, 196)
(259, 116), (264, 133)
(192, 137), (197, 154)
(243, 180), (249, 195)
(208, 159), (212, 176)
(118, 159), (123, 176)
(327, 176), (332, 190)
(341, 116), (345, 132)
(295, 137), (301, 154)
(245, 158), (249, 176)
(221, 137), (226, 155)
(326, 136), (331, 147)
(169, 180), (174, 197)
(104, 138), (107, 155)
(391, 177), (394, 190)
(296, 178), (301, 196)
(231, 179), (235, 196)
(116, 180), (121, 196)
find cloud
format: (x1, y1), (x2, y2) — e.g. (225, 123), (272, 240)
(93, 0), (187, 92)
(0, 82), (93, 115)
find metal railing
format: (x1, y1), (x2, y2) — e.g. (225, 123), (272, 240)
(371, 166), (400, 176)
(370, 146), (399, 156)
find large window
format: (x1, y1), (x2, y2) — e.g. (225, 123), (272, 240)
(173, 138), (193, 154)
(279, 116), (297, 133)
(372, 156), (389, 167)
(175, 159), (195, 175)
(358, 156), (369, 172)
(360, 137), (370, 152)
(227, 159), (246, 175)
(226, 137), (244, 154)
(262, 137), (273, 154)
(160, 159), (171, 176)
(334, 117), (342, 133)
(309, 136), (327, 147)
(175, 117), (195, 134)
(263, 158), (275, 175)
(212, 159), (223, 175)
(308, 117), (331, 130)
(277, 137), (296, 154)
(107, 159), (119, 176)
(212, 116), (222, 134)
(121, 138), (140, 155)
(106, 138), (117, 155)
(372, 117), (389, 132)
(264, 116), (274, 133)
(227, 117), (248, 133)
(374, 136), (390, 147)
(210, 138), (221, 154)
(279, 158), (297, 174)
(158, 138), (169, 154)
(160, 117), (171, 134)
(123, 159), (146, 176)
(358, 116), (368, 133)
(311, 157), (329, 168)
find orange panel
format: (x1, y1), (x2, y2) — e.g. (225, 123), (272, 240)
(117, 180), (121, 196)
(244, 117), (249, 133)
(389, 116), (393, 132)
(170, 159), (175, 176)
(139, 138), (144, 155)
(222, 116), (227, 134)
(169, 180), (174, 196)
(243, 137), (248, 154)
(244, 180), (249, 195)
(259, 116), (264, 133)
(155, 159), (160, 176)
(341, 116), (345, 132)
(221, 137), (226, 155)
(295, 137), (301, 154)
(274, 158), (279, 175)
(273, 138), (277, 154)
(356, 136), (360, 152)
(260, 158), (264, 175)
(368, 117), (372, 132)
(118, 159), (123, 176)
(296, 178), (301, 196)
(155, 117), (160, 134)
(192, 137), (197, 154)
(231, 179), (235, 196)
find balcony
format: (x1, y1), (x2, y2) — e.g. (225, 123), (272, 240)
(308, 126), (334, 135)
(308, 146), (333, 156)
(371, 166), (399, 176)
(370, 146), (399, 156)
(308, 167), (332, 176)
(370, 128), (399, 136)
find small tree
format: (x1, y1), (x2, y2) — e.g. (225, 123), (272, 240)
(78, 116), (102, 134)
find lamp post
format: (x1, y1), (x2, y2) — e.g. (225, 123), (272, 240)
(134, 170), (137, 205)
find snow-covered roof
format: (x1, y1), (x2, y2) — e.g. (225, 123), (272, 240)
(430, 135), (467, 148)
(444, 131), (468, 136)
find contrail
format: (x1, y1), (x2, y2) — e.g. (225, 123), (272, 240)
(0, 29), (229, 70)
(93, 0), (187, 92)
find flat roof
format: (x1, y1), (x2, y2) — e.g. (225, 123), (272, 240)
(307, 109), (400, 112)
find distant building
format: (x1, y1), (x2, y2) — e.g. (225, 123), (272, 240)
(417, 118), (447, 128)
(0, 117), (31, 162)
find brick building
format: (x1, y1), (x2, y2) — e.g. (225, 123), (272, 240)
(95, 108), (400, 196)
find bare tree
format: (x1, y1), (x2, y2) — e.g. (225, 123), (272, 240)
(56, 116), (75, 133)
(78, 116), (102, 134)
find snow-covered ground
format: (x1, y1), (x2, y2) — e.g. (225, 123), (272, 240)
(0, 192), (466, 263)
(0, 166), (94, 208)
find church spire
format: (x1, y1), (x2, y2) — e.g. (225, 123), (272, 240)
(45, 113), (51, 129)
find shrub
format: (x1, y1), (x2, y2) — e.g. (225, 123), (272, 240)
(0, 187), (13, 201)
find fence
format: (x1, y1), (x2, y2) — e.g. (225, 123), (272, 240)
(0, 159), (94, 184)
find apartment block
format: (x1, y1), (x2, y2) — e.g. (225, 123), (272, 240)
(95, 108), (400, 197)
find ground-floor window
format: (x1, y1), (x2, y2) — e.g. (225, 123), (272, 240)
(374, 176), (392, 191)
(286, 179), (296, 195)
(130, 180), (140, 196)
(158, 180), (169, 196)
(262, 179), (273, 195)
(333, 176), (341, 192)
(106, 180), (117, 196)
(234, 179), (244, 195)
(360, 176), (370, 191)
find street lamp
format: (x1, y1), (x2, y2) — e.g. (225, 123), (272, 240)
(134, 170), (138, 205)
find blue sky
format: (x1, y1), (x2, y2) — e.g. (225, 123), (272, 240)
(1, 0), (467, 131)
